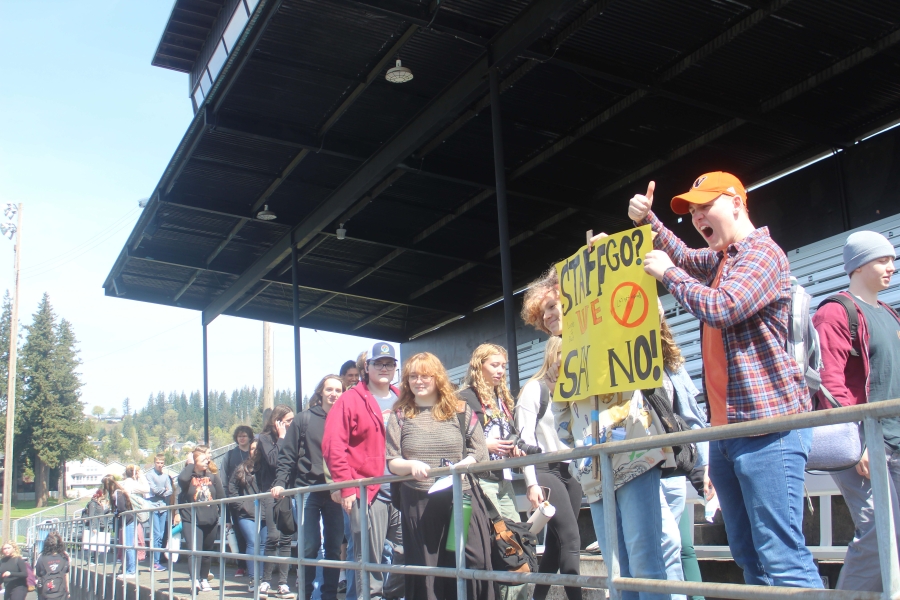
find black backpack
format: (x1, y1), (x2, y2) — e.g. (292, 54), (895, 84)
(35, 554), (68, 599)
(642, 387), (697, 478)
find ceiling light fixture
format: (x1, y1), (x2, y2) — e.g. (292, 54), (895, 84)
(336, 223), (347, 240)
(385, 59), (413, 84)
(257, 205), (277, 221)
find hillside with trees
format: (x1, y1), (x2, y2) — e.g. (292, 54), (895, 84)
(91, 387), (298, 465)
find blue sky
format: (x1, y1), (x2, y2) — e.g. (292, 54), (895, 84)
(0, 2), (387, 413)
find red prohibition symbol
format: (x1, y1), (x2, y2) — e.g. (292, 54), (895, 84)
(610, 282), (649, 328)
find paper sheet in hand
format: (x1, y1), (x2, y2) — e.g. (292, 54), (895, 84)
(428, 476), (453, 494)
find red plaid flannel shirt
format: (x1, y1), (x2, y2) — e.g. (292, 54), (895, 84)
(642, 212), (811, 424)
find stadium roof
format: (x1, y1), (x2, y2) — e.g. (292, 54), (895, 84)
(107, 0), (900, 342)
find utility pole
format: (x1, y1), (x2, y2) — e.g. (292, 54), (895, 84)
(2, 203), (22, 542)
(262, 322), (274, 410)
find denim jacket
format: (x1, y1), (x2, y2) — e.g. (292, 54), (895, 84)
(666, 366), (708, 467)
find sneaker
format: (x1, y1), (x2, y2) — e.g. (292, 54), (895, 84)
(248, 582), (255, 593)
(259, 582), (271, 597)
(116, 573), (135, 581)
(277, 584), (293, 597)
(153, 563), (166, 572)
(199, 579), (213, 592)
(235, 568), (246, 577)
(337, 580), (347, 594)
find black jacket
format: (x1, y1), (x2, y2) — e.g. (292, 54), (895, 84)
(178, 464), (225, 526)
(224, 446), (250, 488)
(256, 432), (283, 492)
(274, 406), (327, 489)
(85, 498), (110, 530)
(0, 556), (28, 593)
(227, 462), (261, 521)
(111, 489), (134, 525)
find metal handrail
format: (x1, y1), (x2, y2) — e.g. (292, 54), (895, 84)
(35, 398), (900, 600)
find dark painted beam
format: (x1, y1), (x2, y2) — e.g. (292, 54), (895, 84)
(591, 22), (900, 204)
(202, 0), (578, 325)
(126, 253), (468, 315)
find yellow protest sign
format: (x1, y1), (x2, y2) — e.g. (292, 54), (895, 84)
(553, 225), (662, 401)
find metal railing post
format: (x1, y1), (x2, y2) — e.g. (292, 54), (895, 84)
(254, 499), (261, 600)
(297, 492), (305, 599)
(133, 512), (140, 594)
(601, 451), (620, 600)
(219, 498), (227, 600)
(452, 470), (467, 600)
(359, 483), (370, 600)
(863, 417), (900, 598)
(150, 510), (156, 600)
(168, 509), (174, 600)
(191, 505), (197, 600)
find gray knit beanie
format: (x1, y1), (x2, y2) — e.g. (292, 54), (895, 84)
(843, 231), (896, 275)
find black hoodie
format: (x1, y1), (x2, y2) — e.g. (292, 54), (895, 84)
(274, 405), (328, 489)
(178, 464), (225, 526)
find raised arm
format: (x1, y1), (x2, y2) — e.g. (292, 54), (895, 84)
(273, 417), (301, 496)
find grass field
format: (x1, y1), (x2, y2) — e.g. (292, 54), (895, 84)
(7, 498), (63, 518)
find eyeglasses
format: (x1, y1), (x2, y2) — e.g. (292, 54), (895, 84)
(371, 361), (397, 371)
(408, 374), (434, 383)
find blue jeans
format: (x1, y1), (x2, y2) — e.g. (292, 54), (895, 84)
(304, 492), (344, 600)
(590, 467), (671, 600)
(123, 519), (136, 575)
(709, 429), (821, 587)
(235, 518), (266, 578)
(659, 477), (686, 600)
(151, 509), (167, 565)
(344, 512), (356, 600)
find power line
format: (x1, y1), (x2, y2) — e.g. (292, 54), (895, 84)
(25, 207), (141, 279)
(80, 315), (199, 364)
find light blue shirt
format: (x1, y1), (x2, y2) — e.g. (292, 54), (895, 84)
(666, 366), (709, 467)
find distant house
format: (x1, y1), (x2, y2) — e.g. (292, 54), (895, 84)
(65, 458), (109, 497)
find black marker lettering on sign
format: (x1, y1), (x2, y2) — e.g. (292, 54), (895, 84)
(560, 349), (579, 399)
(631, 229), (645, 266)
(607, 330), (660, 388)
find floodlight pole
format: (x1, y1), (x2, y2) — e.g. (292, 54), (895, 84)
(2, 204), (23, 542)
(489, 69), (520, 395)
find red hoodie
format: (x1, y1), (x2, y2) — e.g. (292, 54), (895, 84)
(323, 380), (399, 503)
(813, 291), (878, 407)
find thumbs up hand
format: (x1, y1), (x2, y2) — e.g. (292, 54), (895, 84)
(628, 181), (655, 222)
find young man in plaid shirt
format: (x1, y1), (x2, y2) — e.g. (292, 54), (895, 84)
(629, 172), (821, 587)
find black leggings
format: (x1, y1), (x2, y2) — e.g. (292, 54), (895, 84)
(260, 496), (291, 585)
(182, 522), (219, 581)
(534, 462), (583, 600)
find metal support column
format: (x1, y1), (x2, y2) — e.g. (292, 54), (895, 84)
(203, 323), (210, 446)
(489, 68), (520, 394)
(863, 417), (900, 597)
(292, 244), (302, 411)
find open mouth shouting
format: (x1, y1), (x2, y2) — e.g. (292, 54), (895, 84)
(700, 225), (714, 239)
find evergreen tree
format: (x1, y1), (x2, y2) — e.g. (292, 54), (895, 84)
(122, 397), (131, 417)
(17, 296), (89, 506)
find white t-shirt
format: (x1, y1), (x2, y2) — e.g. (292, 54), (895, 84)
(372, 390), (398, 426)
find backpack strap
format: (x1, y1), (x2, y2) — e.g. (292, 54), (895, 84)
(535, 381), (551, 444)
(818, 294), (861, 357)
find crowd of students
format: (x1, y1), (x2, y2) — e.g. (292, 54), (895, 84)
(3, 170), (898, 600)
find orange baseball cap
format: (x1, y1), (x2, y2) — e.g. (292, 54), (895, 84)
(670, 171), (747, 215)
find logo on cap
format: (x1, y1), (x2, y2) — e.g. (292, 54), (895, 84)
(693, 176), (707, 188)
(381, 344), (389, 353)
